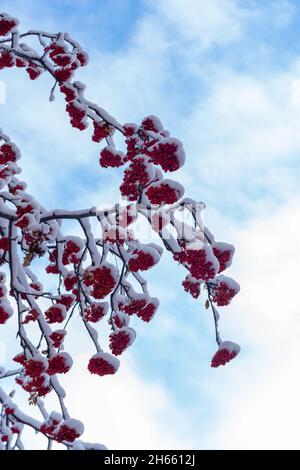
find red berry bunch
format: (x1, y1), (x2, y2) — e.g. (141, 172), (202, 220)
(83, 263), (118, 299)
(0, 14), (18, 36)
(66, 101), (88, 130)
(63, 272), (77, 291)
(0, 51), (14, 70)
(0, 142), (19, 164)
(212, 242), (235, 273)
(92, 121), (113, 142)
(174, 244), (219, 281)
(119, 296), (149, 315)
(211, 341), (240, 368)
(60, 83), (77, 102)
(47, 352), (73, 376)
(182, 275), (201, 299)
(120, 156), (154, 201)
(62, 239), (83, 265)
(147, 137), (185, 172)
(24, 357), (48, 378)
(136, 298), (159, 322)
(22, 308), (39, 324)
(128, 247), (160, 272)
(55, 419), (84, 443)
(88, 352), (120, 376)
(146, 180), (184, 205)
(99, 146), (124, 168)
(211, 275), (240, 306)
(26, 64), (43, 80)
(45, 304), (67, 324)
(49, 330), (66, 348)
(84, 302), (108, 323)
(57, 294), (75, 310)
(109, 327), (136, 356)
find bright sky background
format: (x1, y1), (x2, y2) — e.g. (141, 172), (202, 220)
(1, 0), (300, 450)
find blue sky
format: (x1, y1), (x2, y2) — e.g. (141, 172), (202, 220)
(2, 0), (300, 450)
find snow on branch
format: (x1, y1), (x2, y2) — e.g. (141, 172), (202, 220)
(0, 12), (240, 450)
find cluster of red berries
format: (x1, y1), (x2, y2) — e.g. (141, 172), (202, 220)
(0, 50), (44, 80)
(14, 352), (73, 396)
(212, 242), (235, 273)
(84, 302), (108, 323)
(62, 239), (82, 265)
(22, 308), (39, 324)
(99, 146), (124, 168)
(41, 415), (83, 443)
(147, 138), (185, 172)
(119, 297), (148, 315)
(8, 179), (26, 195)
(15, 356), (51, 397)
(40, 414), (62, 440)
(66, 101), (88, 130)
(0, 237), (9, 251)
(0, 142), (19, 164)
(49, 330), (66, 348)
(122, 116), (171, 166)
(211, 342), (240, 368)
(63, 272), (78, 291)
(24, 357), (48, 377)
(0, 14), (18, 36)
(182, 276), (201, 299)
(109, 311), (127, 329)
(57, 293), (75, 310)
(109, 327), (135, 356)
(83, 264), (117, 299)
(211, 276), (240, 306)
(60, 84), (76, 103)
(0, 142), (20, 188)
(136, 299), (158, 322)
(174, 245), (219, 281)
(146, 181), (182, 205)
(45, 42), (87, 84)
(47, 352), (73, 376)
(119, 297), (158, 322)
(45, 304), (67, 324)
(0, 51), (14, 69)
(55, 419), (83, 443)
(128, 248), (159, 272)
(88, 352), (120, 376)
(93, 121), (113, 142)
(120, 157), (153, 201)
(16, 374), (51, 397)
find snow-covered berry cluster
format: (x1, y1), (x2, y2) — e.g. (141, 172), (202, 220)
(211, 275), (240, 307)
(0, 13), (19, 37)
(40, 414), (84, 443)
(211, 341), (241, 368)
(83, 263), (118, 299)
(174, 243), (219, 281)
(88, 352), (120, 376)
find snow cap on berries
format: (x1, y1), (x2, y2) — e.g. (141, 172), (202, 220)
(88, 352), (120, 376)
(211, 341), (240, 368)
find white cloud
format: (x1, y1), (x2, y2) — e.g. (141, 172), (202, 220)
(61, 354), (198, 450)
(200, 198), (300, 449)
(153, 0), (243, 50)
